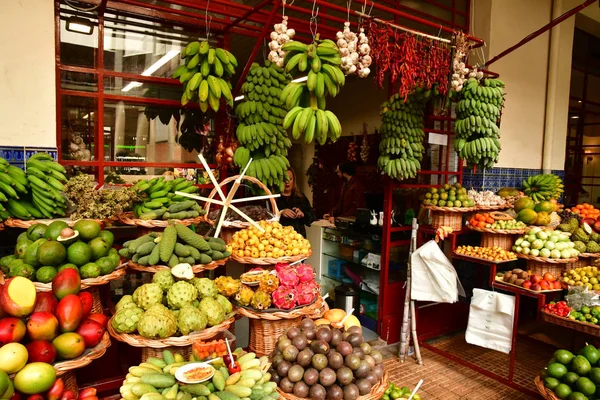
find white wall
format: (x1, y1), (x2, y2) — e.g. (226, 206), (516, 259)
(0, 0), (56, 147)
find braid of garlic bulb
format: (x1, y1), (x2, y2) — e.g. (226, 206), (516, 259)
(336, 24), (370, 78)
(268, 16), (296, 68)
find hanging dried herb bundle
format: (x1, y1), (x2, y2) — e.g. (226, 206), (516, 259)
(368, 20), (452, 100)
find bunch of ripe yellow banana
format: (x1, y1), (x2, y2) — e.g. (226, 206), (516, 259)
(234, 61), (292, 191)
(377, 89), (432, 180)
(522, 174), (564, 201)
(454, 78), (505, 170)
(279, 39), (344, 145)
(173, 41), (237, 113)
(0, 154), (69, 220)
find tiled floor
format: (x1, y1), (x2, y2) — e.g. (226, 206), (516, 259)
(377, 333), (550, 399)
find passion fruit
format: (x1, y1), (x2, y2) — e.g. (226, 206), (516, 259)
(336, 366), (354, 386)
(347, 325), (362, 335)
(366, 372), (379, 385)
(300, 318), (316, 331)
(356, 378), (373, 395)
(319, 367), (337, 387)
(336, 341), (353, 357)
(345, 354), (361, 371)
(280, 377), (294, 393)
(293, 381), (309, 398)
(326, 384), (344, 400)
(359, 342), (371, 355)
(371, 350), (383, 365)
(316, 326), (333, 342)
(330, 329), (343, 346)
(288, 365), (304, 383)
(352, 347), (364, 358)
(343, 383), (360, 400)
(292, 334), (308, 351)
(364, 354), (376, 368)
(276, 360), (292, 377)
(304, 328), (316, 340)
(327, 351), (344, 370)
(303, 368), (319, 386)
(347, 333), (364, 347)
(355, 360), (370, 378)
(309, 383), (326, 400)
(311, 339), (330, 355)
(287, 327), (301, 340)
(278, 338), (292, 352)
(311, 353), (328, 371)
(297, 348), (314, 367)
(283, 344), (299, 362)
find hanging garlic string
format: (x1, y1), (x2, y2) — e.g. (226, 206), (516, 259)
(268, 0), (296, 67)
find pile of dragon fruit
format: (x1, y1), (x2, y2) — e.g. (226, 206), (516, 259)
(234, 263), (320, 311)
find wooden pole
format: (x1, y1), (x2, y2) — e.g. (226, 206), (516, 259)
(399, 218), (418, 361)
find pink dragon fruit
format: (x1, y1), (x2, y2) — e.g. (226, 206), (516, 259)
(277, 266), (299, 287)
(272, 286), (297, 310)
(296, 281), (320, 305)
(274, 262), (290, 273)
(296, 263), (315, 283)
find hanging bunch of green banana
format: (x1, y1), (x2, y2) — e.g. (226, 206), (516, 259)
(173, 40), (237, 112)
(131, 177), (206, 221)
(279, 39), (344, 144)
(234, 60), (293, 191)
(377, 88), (433, 180)
(454, 78), (505, 170)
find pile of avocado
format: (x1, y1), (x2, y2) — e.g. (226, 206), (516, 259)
(543, 344), (600, 399)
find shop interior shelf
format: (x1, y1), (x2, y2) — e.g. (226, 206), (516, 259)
(322, 237), (381, 253)
(452, 253), (519, 265)
(491, 281), (553, 299)
(322, 252), (381, 272)
(321, 273), (345, 284)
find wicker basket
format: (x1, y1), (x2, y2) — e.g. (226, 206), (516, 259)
(238, 297), (328, 356)
(30, 264), (127, 292)
(467, 225), (526, 235)
(231, 250), (313, 266)
(430, 211), (463, 231)
(474, 204), (511, 211)
(534, 375), (560, 400)
(204, 175), (280, 221)
(107, 315), (235, 348)
(276, 372), (389, 400)
(118, 212), (212, 228)
(541, 309), (600, 337)
(527, 261), (565, 278)
(53, 332), (112, 377)
(142, 346), (192, 362)
(3, 218), (108, 229)
(62, 371), (78, 394)
(127, 258), (228, 274)
(480, 232), (516, 251)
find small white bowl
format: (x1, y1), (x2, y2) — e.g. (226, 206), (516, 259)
(175, 362), (215, 384)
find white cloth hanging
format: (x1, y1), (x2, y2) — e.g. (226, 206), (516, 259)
(465, 288), (515, 354)
(410, 240), (465, 303)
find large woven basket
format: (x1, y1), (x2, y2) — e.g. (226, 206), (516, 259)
(62, 371), (78, 394)
(423, 205), (471, 231)
(276, 372), (389, 400)
(204, 175), (280, 222)
(30, 264), (127, 292)
(540, 309), (600, 337)
(480, 232), (516, 251)
(3, 218), (108, 229)
(107, 315), (235, 348)
(238, 297), (328, 356)
(142, 346), (192, 363)
(527, 261), (565, 278)
(231, 250), (313, 266)
(118, 212), (211, 228)
(535, 375), (560, 400)
(127, 258), (228, 274)
(467, 225), (526, 235)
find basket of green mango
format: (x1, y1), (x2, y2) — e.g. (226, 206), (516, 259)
(380, 382), (422, 400)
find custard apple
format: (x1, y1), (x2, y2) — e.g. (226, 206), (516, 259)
(133, 283), (164, 310)
(191, 277), (217, 298)
(573, 228), (590, 243)
(167, 281), (198, 310)
(152, 270), (175, 292)
(115, 295), (137, 311)
(215, 294), (233, 314)
(198, 297), (225, 326)
(137, 304), (178, 339)
(111, 306), (143, 333)
(178, 305), (208, 335)
(574, 241), (587, 253)
(587, 241), (600, 253)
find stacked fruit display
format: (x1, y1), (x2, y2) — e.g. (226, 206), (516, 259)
(421, 183), (474, 208)
(468, 213), (526, 230)
(501, 268), (560, 291)
(454, 78), (505, 170)
(455, 246), (517, 261)
(280, 39), (344, 144)
(1, 220), (120, 283)
(225, 263), (319, 311)
(111, 270), (233, 338)
(556, 217), (600, 255)
(567, 305), (600, 325)
(269, 318), (385, 399)
(0, 272), (108, 372)
(572, 204), (600, 221)
(0, 368), (64, 398)
(542, 301), (571, 318)
(234, 61), (292, 191)
(118, 225), (230, 268)
(513, 196), (557, 226)
(120, 349), (278, 400)
(130, 177), (206, 221)
(226, 220), (311, 259)
(381, 383), (422, 400)
(173, 41), (237, 111)
(377, 90), (432, 180)
(522, 173), (564, 201)
(542, 345), (600, 399)
(562, 266), (600, 290)
(0, 154), (68, 221)
(512, 228), (579, 259)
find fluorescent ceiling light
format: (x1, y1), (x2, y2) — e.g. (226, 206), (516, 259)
(571, 116), (579, 119)
(122, 49), (181, 92)
(82, 112), (93, 120)
(292, 76), (308, 83)
(66, 16), (94, 35)
(234, 95), (244, 102)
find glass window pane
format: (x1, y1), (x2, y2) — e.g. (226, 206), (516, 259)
(104, 77), (182, 100)
(61, 71), (97, 92)
(59, 5), (98, 68)
(102, 101), (217, 171)
(60, 96), (96, 161)
(103, 13), (205, 77)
